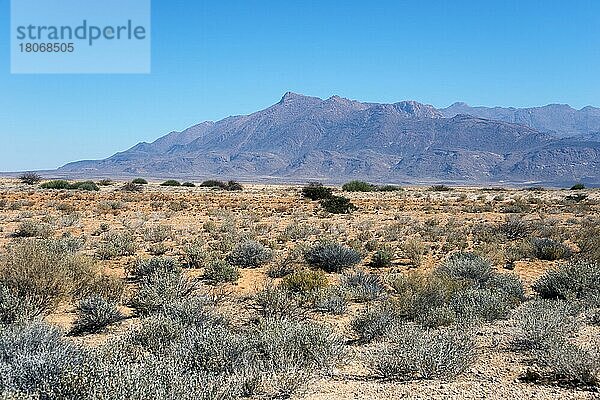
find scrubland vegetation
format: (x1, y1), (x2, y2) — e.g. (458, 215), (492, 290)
(0, 178), (598, 398)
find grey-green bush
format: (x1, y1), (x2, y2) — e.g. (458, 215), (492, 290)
(226, 241), (273, 268)
(304, 242), (362, 273)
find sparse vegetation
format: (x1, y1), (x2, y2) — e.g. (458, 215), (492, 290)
(132, 178), (148, 184)
(0, 180), (598, 397)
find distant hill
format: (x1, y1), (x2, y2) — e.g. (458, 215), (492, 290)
(58, 93), (600, 185)
(441, 102), (600, 140)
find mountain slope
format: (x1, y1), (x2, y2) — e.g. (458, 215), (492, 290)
(59, 93), (600, 184)
(441, 102), (600, 140)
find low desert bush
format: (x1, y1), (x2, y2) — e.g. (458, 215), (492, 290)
(128, 257), (181, 280)
(513, 299), (581, 350)
(131, 178), (148, 184)
(96, 231), (137, 259)
(304, 242), (362, 273)
(182, 239), (207, 268)
(161, 180), (181, 187)
(320, 195), (356, 214)
(13, 221), (53, 238)
(254, 283), (305, 320)
(498, 217), (531, 240)
(301, 182), (333, 200)
(142, 224), (173, 243)
(377, 185), (403, 192)
(130, 269), (197, 316)
(203, 259), (240, 284)
(120, 182), (143, 192)
(71, 295), (123, 335)
(0, 239), (99, 317)
(342, 180), (375, 192)
(70, 181), (100, 191)
(428, 185), (452, 192)
(40, 180), (71, 189)
(351, 301), (400, 342)
(182, 182), (196, 187)
(531, 339), (600, 386)
(372, 325), (476, 380)
(533, 260), (600, 302)
(0, 285), (37, 325)
(340, 269), (386, 302)
(281, 269), (329, 295)
(531, 238), (571, 261)
(226, 240), (273, 268)
(19, 172), (41, 185)
(369, 248), (394, 268)
(570, 183), (586, 190)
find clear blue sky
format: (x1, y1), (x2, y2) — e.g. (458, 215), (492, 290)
(1, 0), (599, 171)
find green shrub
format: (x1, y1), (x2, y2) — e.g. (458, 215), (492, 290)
(377, 185), (403, 192)
(372, 325), (476, 380)
(570, 183), (585, 190)
(301, 182), (333, 200)
(226, 240), (273, 268)
(304, 242), (362, 273)
(428, 185), (452, 192)
(203, 259), (240, 284)
(225, 180), (243, 191)
(161, 180), (181, 187)
(281, 269), (329, 294)
(39, 180), (99, 191)
(320, 195), (356, 214)
(342, 180), (375, 192)
(181, 182), (195, 187)
(19, 172), (41, 185)
(369, 248), (394, 268)
(131, 178), (148, 184)
(70, 181), (100, 191)
(200, 180), (226, 189)
(40, 180), (71, 189)
(531, 238), (571, 261)
(199, 180), (243, 191)
(71, 295), (123, 335)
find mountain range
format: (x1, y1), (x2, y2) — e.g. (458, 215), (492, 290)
(57, 92), (600, 185)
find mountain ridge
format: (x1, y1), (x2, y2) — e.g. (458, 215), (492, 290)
(58, 93), (600, 185)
